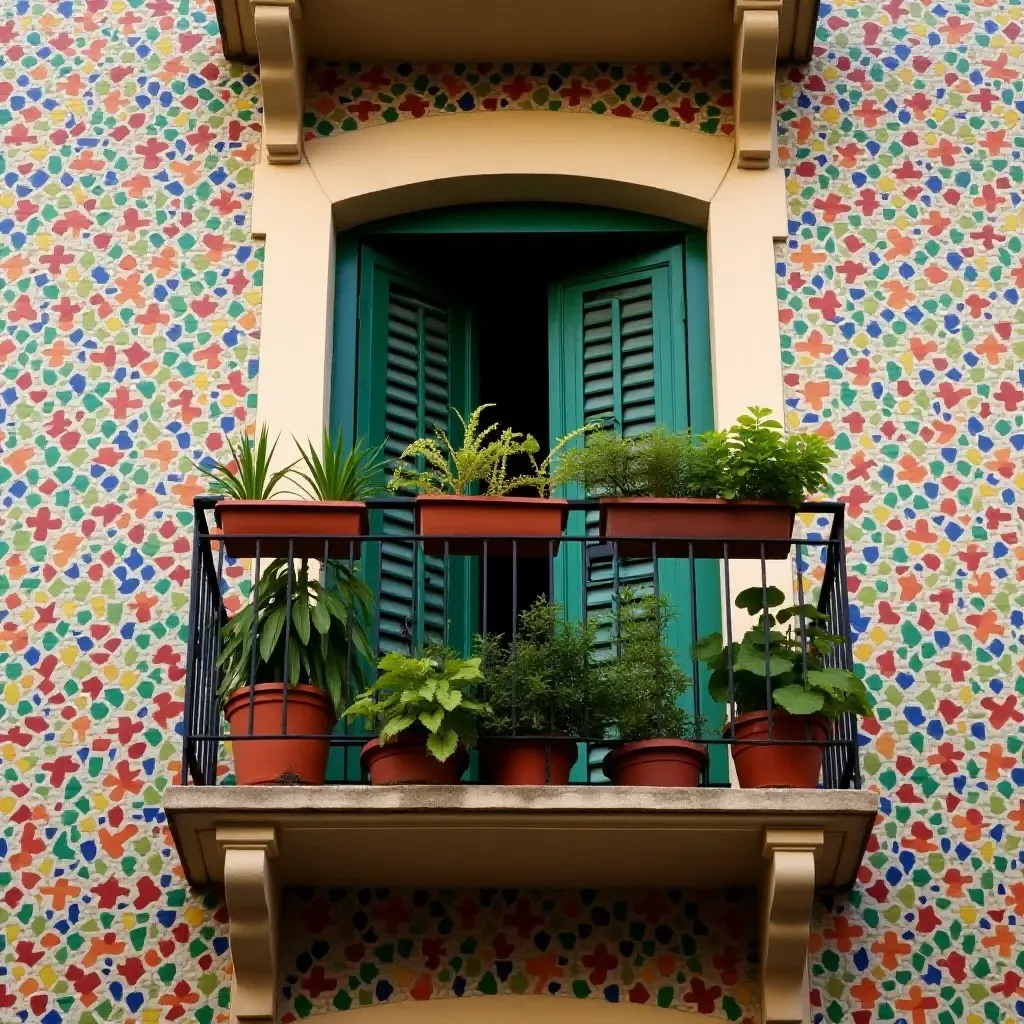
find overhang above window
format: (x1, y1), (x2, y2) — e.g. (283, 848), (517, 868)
(225, 0), (819, 168)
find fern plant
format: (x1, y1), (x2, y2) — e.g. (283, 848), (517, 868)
(291, 427), (385, 502)
(389, 404), (594, 497)
(343, 650), (488, 761)
(194, 426), (294, 500)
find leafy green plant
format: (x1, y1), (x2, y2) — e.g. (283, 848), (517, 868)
(292, 427), (385, 502)
(692, 586), (872, 720)
(551, 407), (834, 508)
(721, 406), (833, 507)
(218, 559), (375, 716)
(602, 589), (700, 741)
(476, 597), (616, 737)
(343, 650), (488, 761)
(389, 403), (593, 497)
(552, 425), (731, 498)
(195, 426), (294, 500)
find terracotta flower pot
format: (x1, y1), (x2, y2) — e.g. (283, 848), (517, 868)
(215, 499), (368, 559)
(414, 495), (569, 557)
(602, 738), (708, 787)
(729, 710), (829, 788)
(361, 730), (469, 785)
(223, 683), (335, 785)
(478, 736), (579, 785)
(599, 498), (796, 560)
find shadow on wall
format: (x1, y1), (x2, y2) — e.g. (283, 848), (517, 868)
(279, 888), (759, 1022)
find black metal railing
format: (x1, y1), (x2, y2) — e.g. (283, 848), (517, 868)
(181, 497), (861, 789)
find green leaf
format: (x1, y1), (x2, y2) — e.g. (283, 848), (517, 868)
(259, 607), (286, 664)
(691, 632), (723, 662)
(735, 586), (786, 613)
(418, 708), (445, 733)
(379, 715), (416, 740)
(777, 604), (829, 624)
(734, 651), (793, 678)
(292, 592), (311, 646)
(426, 728), (460, 763)
(772, 685), (825, 716)
(310, 597), (331, 635)
(436, 688), (463, 712)
(807, 668), (855, 692)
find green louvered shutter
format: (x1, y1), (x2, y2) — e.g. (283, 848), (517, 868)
(356, 246), (476, 659)
(549, 239), (725, 783)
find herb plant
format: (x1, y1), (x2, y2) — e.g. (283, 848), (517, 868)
(389, 403), (593, 497)
(194, 426), (294, 500)
(692, 586), (872, 720)
(343, 650), (488, 761)
(292, 427), (385, 502)
(602, 590), (700, 741)
(476, 597), (616, 737)
(722, 407), (833, 507)
(552, 425), (731, 499)
(551, 407), (834, 508)
(218, 559), (375, 716)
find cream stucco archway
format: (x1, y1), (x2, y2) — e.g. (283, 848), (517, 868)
(249, 108), (790, 604)
(304, 994), (721, 1024)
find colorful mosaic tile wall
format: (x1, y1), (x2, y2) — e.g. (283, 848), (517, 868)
(2, 0), (1023, 1022)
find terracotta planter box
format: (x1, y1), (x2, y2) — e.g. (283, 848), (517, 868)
(361, 730), (469, 785)
(599, 498), (796, 560)
(414, 495), (569, 557)
(602, 738), (708, 787)
(478, 736), (579, 785)
(223, 682), (334, 785)
(214, 499), (368, 559)
(728, 710), (829, 788)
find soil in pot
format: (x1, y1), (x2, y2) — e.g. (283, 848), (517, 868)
(415, 495), (569, 557)
(602, 738), (708, 787)
(215, 499), (368, 559)
(361, 729), (469, 785)
(729, 710), (828, 788)
(224, 683), (334, 785)
(599, 498), (796, 560)
(478, 736), (579, 785)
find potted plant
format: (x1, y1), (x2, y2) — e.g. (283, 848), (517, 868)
(389, 403), (592, 556)
(552, 407), (834, 559)
(343, 649), (488, 784)
(692, 585), (872, 788)
(218, 558), (374, 784)
(475, 597), (616, 785)
(601, 590), (707, 787)
(199, 426), (382, 559)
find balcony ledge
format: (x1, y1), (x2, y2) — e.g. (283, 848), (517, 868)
(167, 785), (875, 1024)
(166, 784), (876, 889)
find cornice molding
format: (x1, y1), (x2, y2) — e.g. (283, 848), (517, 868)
(253, 0), (304, 164)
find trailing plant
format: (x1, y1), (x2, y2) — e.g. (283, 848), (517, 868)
(218, 559), (375, 717)
(389, 403), (594, 497)
(194, 426), (294, 500)
(343, 649), (488, 761)
(552, 425), (731, 499)
(551, 407), (834, 507)
(291, 427), (385, 502)
(722, 406), (833, 507)
(476, 597), (616, 737)
(602, 589), (700, 741)
(691, 585), (872, 720)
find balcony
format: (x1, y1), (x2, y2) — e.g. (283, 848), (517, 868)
(165, 496), (877, 1024)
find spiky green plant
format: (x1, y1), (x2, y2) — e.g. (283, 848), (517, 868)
(291, 428), (385, 502)
(218, 559), (375, 716)
(388, 404), (594, 497)
(194, 426), (294, 500)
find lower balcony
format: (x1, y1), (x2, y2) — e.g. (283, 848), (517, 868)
(166, 496), (877, 1024)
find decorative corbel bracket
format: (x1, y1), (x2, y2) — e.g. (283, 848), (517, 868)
(759, 828), (824, 1024)
(217, 826), (280, 1024)
(253, 0), (305, 164)
(732, 0), (782, 169)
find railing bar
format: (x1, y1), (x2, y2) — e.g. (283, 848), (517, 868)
(442, 540), (450, 650)
(181, 514), (203, 785)
(345, 539), (355, 766)
(723, 543), (735, 740)
(760, 542), (773, 743)
(511, 539), (518, 736)
(247, 540), (261, 737)
(688, 540), (704, 784)
(281, 539), (294, 735)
